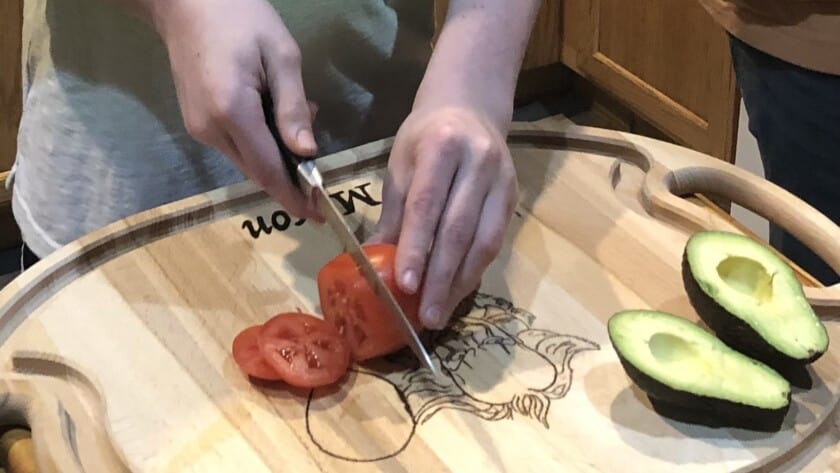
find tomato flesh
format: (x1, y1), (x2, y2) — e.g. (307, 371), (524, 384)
(258, 313), (351, 388)
(231, 325), (284, 381)
(232, 244), (425, 388)
(317, 243), (423, 361)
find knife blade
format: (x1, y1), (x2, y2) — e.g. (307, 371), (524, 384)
(261, 93), (440, 376)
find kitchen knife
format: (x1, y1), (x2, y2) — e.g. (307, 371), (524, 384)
(261, 93), (440, 376)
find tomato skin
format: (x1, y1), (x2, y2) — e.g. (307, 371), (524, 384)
(232, 325), (284, 381)
(317, 243), (423, 361)
(258, 313), (351, 388)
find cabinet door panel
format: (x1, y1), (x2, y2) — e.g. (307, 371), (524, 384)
(0, 0), (22, 248)
(562, 0), (739, 162)
(1, 0), (22, 174)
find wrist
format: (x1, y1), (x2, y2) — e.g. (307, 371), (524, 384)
(412, 81), (513, 135)
(145, 0), (194, 40)
(412, 86), (513, 135)
(413, 3), (536, 133)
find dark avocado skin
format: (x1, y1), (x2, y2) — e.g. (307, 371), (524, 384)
(647, 397), (786, 432)
(611, 340), (791, 432)
(681, 251), (822, 389)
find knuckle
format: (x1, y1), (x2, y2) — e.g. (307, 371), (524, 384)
(408, 189), (438, 220)
(184, 115), (212, 142)
(430, 266), (457, 293)
(277, 100), (308, 123)
(473, 136), (496, 159)
(207, 92), (237, 126)
(432, 123), (465, 152)
(276, 43), (302, 68)
(445, 219), (475, 249)
(476, 229), (505, 264)
(401, 248), (428, 272)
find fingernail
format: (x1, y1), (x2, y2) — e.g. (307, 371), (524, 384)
(297, 129), (317, 154)
(422, 306), (442, 329)
(401, 270), (419, 293)
(308, 200), (324, 222)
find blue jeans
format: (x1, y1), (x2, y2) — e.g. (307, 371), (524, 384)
(729, 35), (840, 285)
(20, 243), (39, 274)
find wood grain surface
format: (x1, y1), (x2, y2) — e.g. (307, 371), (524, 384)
(0, 120), (839, 472)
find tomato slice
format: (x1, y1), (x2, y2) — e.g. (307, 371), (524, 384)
(232, 325), (284, 381)
(257, 312), (351, 388)
(317, 243), (423, 361)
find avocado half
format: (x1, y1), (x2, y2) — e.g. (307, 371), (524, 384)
(682, 231), (828, 385)
(608, 309), (791, 431)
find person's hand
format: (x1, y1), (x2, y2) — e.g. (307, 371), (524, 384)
(368, 106), (518, 330)
(153, 0), (319, 218)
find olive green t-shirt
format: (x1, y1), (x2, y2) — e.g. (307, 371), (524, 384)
(11, 0), (433, 257)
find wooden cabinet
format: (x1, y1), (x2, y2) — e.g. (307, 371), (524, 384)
(0, 0), (22, 249)
(433, 0), (739, 162)
(558, 0), (740, 162)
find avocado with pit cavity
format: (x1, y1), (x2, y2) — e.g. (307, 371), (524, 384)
(608, 309), (791, 432)
(682, 231), (828, 387)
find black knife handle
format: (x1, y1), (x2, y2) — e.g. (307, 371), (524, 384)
(261, 91), (305, 189)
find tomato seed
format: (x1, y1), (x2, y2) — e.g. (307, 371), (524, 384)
(305, 349), (321, 369)
(313, 339), (332, 350)
(279, 347), (296, 364)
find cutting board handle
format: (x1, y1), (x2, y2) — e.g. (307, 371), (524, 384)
(506, 125), (840, 310)
(642, 161), (840, 311)
(0, 357), (130, 472)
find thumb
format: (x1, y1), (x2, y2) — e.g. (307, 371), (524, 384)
(263, 44), (317, 157)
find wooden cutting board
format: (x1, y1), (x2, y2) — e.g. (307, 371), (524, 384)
(1, 119), (840, 473)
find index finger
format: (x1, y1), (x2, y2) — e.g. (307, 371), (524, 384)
(226, 88), (314, 218)
(394, 139), (461, 294)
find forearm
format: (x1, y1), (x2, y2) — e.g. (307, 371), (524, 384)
(414, 0), (541, 130)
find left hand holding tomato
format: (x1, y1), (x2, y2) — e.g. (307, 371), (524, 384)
(368, 105), (518, 330)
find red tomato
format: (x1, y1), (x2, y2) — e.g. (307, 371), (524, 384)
(317, 243), (423, 361)
(258, 312), (351, 388)
(231, 325), (284, 381)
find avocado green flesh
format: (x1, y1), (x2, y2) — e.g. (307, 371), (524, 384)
(686, 231), (828, 360)
(609, 310), (790, 410)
